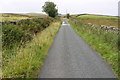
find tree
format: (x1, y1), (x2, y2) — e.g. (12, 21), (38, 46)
(67, 13), (70, 19)
(42, 1), (58, 18)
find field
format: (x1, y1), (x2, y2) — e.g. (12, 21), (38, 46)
(69, 17), (119, 78)
(0, 13), (47, 21)
(78, 14), (118, 19)
(2, 13), (61, 78)
(0, 13), (29, 21)
(73, 14), (118, 27)
(25, 13), (47, 18)
(0, 17), (29, 21)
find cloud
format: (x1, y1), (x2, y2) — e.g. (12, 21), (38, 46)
(0, 0), (119, 16)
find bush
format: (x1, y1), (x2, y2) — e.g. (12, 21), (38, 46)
(2, 21), (61, 78)
(2, 24), (32, 49)
(2, 17), (53, 50)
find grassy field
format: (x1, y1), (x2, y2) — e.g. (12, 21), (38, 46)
(25, 13), (47, 18)
(0, 17), (29, 21)
(69, 19), (119, 78)
(3, 21), (61, 78)
(73, 14), (118, 27)
(0, 13), (47, 21)
(0, 14), (30, 21)
(0, 13), (29, 17)
(78, 14), (118, 19)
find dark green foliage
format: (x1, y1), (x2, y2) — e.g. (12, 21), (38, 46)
(67, 14), (70, 19)
(2, 24), (31, 49)
(42, 1), (58, 18)
(2, 18), (53, 49)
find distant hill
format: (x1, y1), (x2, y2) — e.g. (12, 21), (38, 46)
(0, 13), (30, 17)
(77, 14), (118, 19)
(76, 14), (118, 17)
(25, 13), (47, 17)
(0, 13), (48, 21)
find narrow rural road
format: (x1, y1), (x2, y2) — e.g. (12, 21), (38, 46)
(39, 18), (116, 78)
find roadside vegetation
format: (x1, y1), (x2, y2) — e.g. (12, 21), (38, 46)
(2, 1), (61, 78)
(2, 12), (61, 78)
(2, 17), (53, 50)
(69, 18), (119, 78)
(3, 21), (61, 78)
(72, 14), (118, 27)
(2, 19), (61, 78)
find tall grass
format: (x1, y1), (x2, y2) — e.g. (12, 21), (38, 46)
(2, 17), (61, 78)
(0, 45), (1, 79)
(3, 21), (61, 78)
(69, 19), (119, 78)
(2, 18), (53, 66)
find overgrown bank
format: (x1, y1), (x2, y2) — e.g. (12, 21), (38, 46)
(2, 17), (53, 49)
(2, 18), (61, 78)
(69, 19), (119, 78)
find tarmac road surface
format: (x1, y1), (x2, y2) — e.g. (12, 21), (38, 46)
(39, 18), (116, 78)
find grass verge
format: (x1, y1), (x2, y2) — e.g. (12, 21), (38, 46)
(3, 21), (61, 78)
(69, 19), (119, 78)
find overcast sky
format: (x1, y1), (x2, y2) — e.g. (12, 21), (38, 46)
(0, 0), (120, 16)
